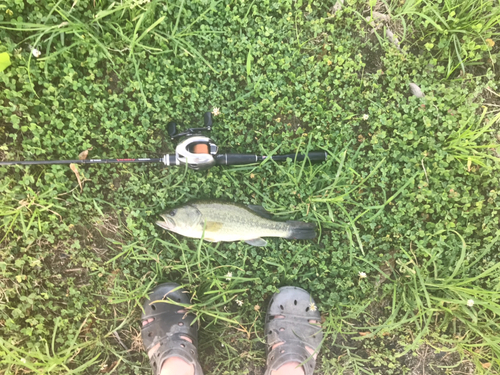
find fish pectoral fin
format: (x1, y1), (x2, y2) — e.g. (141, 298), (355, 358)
(205, 221), (224, 232)
(245, 238), (268, 247)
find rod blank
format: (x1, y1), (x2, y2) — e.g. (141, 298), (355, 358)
(0, 158), (162, 166)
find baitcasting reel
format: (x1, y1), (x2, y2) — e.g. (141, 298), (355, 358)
(165, 112), (219, 170)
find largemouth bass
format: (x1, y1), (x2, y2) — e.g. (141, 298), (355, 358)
(156, 201), (316, 247)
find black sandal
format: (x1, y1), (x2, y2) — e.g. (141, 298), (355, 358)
(141, 282), (204, 375)
(264, 286), (323, 375)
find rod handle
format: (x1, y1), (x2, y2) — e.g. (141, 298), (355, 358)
(271, 151), (327, 162)
(215, 154), (258, 165)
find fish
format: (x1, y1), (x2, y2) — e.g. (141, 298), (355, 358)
(156, 201), (316, 247)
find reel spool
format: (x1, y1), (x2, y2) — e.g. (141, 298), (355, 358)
(193, 143), (209, 154)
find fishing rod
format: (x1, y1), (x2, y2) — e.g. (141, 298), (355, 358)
(0, 112), (327, 170)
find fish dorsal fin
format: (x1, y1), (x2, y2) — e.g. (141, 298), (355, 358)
(245, 238), (268, 247)
(247, 205), (274, 219)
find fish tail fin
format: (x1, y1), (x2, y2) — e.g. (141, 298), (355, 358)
(285, 221), (316, 240)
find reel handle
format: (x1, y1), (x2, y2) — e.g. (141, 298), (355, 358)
(169, 112), (214, 140)
(204, 112), (213, 129)
(167, 122), (177, 138)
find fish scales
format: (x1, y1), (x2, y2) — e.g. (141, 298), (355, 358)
(194, 202), (289, 240)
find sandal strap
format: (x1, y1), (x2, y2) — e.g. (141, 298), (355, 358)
(149, 333), (204, 375)
(264, 343), (316, 375)
(266, 314), (322, 348)
(141, 307), (199, 352)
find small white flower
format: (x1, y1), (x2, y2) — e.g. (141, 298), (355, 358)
(212, 107), (220, 116)
(309, 302), (317, 312)
(225, 272), (232, 281)
(359, 272), (367, 278)
(362, 114), (369, 120)
(235, 299), (243, 307)
(467, 299), (474, 307)
(32, 48), (41, 58)
(20, 358), (26, 364)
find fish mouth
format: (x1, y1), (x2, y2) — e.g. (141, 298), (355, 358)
(156, 214), (175, 230)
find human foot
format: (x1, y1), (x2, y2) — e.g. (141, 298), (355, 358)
(264, 287), (323, 375)
(141, 283), (203, 375)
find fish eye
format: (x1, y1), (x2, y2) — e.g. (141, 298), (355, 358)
(169, 209), (177, 216)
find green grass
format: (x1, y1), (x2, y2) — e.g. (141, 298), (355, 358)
(388, 0), (500, 78)
(1, 0), (500, 374)
(444, 107), (500, 170)
(0, 317), (100, 373)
